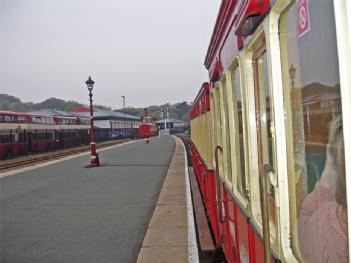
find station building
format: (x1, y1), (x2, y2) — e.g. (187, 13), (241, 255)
(155, 118), (187, 134)
(71, 107), (141, 139)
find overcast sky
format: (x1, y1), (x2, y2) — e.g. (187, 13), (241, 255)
(0, 0), (220, 109)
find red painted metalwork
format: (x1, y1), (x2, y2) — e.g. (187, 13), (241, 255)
(234, 0), (270, 36)
(70, 107), (91, 113)
(88, 89), (99, 167)
(191, 137), (276, 262)
(209, 58), (224, 82)
(190, 83), (211, 120)
(237, 35), (244, 50)
(205, 0), (237, 70)
(139, 124), (159, 139)
(205, 0), (270, 80)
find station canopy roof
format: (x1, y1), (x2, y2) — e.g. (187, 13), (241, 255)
(29, 109), (140, 122)
(29, 109), (84, 118)
(155, 118), (185, 124)
(74, 109), (141, 121)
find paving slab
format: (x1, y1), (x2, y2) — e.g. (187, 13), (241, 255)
(137, 246), (188, 263)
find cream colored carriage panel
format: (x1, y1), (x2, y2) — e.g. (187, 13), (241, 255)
(201, 114), (207, 165)
(205, 111), (214, 170)
(191, 119), (198, 151)
(191, 112), (213, 168)
(202, 113), (209, 167)
(201, 114), (206, 163)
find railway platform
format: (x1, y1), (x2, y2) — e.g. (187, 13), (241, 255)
(0, 135), (200, 263)
(137, 136), (198, 263)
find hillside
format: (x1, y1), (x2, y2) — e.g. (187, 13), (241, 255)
(0, 94), (85, 112)
(116, 102), (190, 122)
(0, 94), (191, 121)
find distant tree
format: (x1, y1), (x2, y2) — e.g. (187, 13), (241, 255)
(64, 100), (84, 111)
(34, 98), (66, 110)
(116, 107), (144, 117)
(0, 94), (22, 103)
(94, 104), (112, 111)
(0, 93), (191, 121)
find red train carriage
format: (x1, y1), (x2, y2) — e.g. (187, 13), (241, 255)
(139, 109), (159, 139)
(0, 111), (90, 159)
(0, 111), (56, 158)
(139, 124), (159, 139)
(190, 1), (350, 262)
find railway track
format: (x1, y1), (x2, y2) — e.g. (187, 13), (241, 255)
(0, 139), (129, 172)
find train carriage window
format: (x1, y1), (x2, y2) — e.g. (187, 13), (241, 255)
(231, 65), (248, 198)
(279, 0), (347, 262)
(33, 116), (42, 124)
(17, 115), (29, 123)
(220, 79), (233, 183)
(0, 132), (12, 144)
(4, 115), (12, 122)
(252, 44), (277, 238)
(213, 87), (224, 177)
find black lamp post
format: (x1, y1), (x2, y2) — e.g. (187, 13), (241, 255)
(86, 76), (99, 167)
(122, 95), (126, 135)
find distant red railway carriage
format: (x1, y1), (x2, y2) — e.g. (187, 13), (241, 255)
(0, 111), (90, 159)
(139, 124), (159, 139)
(190, 0), (350, 263)
(139, 109), (159, 139)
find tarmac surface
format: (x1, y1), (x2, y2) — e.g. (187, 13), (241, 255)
(1, 136), (175, 263)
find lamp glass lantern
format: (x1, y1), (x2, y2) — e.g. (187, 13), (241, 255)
(86, 76), (95, 92)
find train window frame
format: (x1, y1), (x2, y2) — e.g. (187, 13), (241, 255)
(210, 86), (224, 178)
(219, 76), (233, 188)
(4, 115), (12, 122)
(226, 58), (250, 207)
(254, 44), (278, 240)
(244, 32), (266, 231)
(245, 28), (281, 249)
(278, 5), (303, 260)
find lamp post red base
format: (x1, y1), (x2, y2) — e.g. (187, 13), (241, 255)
(90, 142), (99, 167)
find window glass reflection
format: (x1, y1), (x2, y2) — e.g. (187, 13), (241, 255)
(281, 0), (347, 261)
